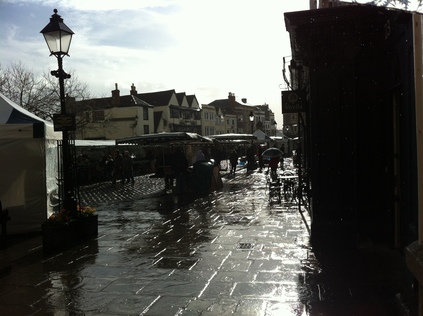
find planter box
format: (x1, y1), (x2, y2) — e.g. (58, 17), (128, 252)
(42, 215), (98, 254)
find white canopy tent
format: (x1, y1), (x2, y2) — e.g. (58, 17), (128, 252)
(0, 93), (61, 234)
(253, 129), (271, 143)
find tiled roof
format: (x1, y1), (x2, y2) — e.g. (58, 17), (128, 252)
(175, 92), (186, 106)
(74, 95), (152, 110)
(186, 95), (197, 107)
(208, 99), (237, 115)
(73, 97), (113, 110)
(136, 89), (176, 106)
(130, 95), (153, 107)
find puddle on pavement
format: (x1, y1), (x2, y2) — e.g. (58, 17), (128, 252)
(9, 170), (402, 315)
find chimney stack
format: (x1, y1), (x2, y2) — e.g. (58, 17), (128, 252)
(112, 83), (120, 106)
(130, 83), (138, 96)
(228, 92), (236, 110)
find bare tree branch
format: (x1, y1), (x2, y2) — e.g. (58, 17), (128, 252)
(0, 61), (92, 121)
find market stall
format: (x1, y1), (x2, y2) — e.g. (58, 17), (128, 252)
(0, 93), (61, 234)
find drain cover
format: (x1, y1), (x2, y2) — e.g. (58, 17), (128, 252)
(236, 242), (254, 250)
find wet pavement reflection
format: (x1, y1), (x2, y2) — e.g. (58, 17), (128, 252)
(0, 168), (409, 315)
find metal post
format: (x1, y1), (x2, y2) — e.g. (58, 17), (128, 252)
(297, 111), (302, 213)
(57, 56), (76, 217)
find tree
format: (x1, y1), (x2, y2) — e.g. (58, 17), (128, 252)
(0, 61), (91, 121)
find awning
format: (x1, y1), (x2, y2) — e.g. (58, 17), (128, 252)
(209, 133), (257, 140)
(75, 140), (116, 147)
(116, 132), (213, 146)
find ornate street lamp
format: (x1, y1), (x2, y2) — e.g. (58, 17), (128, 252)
(41, 9), (77, 216)
(249, 111), (254, 134)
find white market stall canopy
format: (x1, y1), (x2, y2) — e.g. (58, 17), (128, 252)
(253, 129), (271, 142)
(0, 93), (60, 234)
(0, 92), (60, 140)
(75, 140), (116, 147)
(209, 133), (256, 140)
(117, 132), (213, 146)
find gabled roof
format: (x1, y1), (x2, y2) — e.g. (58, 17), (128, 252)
(175, 92), (186, 106)
(186, 95), (198, 108)
(73, 97), (113, 110)
(136, 89), (176, 106)
(74, 94), (152, 110)
(125, 95), (153, 107)
(208, 99), (237, 115)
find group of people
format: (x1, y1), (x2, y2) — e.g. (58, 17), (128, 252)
(98, 144), (286, 187)
(228, 144), (285, 176)
(162, 148), (189, 192)
(100, 150), (135, 185)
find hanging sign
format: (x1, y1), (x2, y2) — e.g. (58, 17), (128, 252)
(53, 114), (76, 131)
(282, 90), (306, 113)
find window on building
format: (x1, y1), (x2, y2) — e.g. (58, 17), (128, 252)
(171, 108), (179, 118)
(205, 112), (215, 121)
(205, 126), (214, 136)
(143, 125), (149, 134)
(85, 112), (90, 122)
(143, 107), (148, 120)
(92, 110), (105, 122)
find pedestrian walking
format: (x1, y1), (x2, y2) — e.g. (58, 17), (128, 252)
(258, 146), (264, 172)
(246, 144), (255, 171)
(122, 150), (135, 184)
(104, 155), (114, 181)
(268, 156), (280, 180)
(164, 151), (175, 190)
(229, 149), (238, 174)
(195, 149), (206, 163)
(171, 147), (189, 195)
(280, 145), (285, 171)
(112, 150), (123, 185)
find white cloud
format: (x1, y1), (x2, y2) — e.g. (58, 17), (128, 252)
(1, 0), (313, 127)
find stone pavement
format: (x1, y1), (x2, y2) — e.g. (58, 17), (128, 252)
(0, 169), (415, 315)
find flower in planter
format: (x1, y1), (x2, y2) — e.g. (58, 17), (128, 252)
(45, 205), (96, 225)
(77, 205), (96, 217)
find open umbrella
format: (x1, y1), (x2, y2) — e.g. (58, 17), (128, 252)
(262, 147), (284, 158)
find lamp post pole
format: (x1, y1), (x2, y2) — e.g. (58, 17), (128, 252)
(249, 111), (254, 134)
(56, 56), (74, 214)
(41, 9), (76, 217)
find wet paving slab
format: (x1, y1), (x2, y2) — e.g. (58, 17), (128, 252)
(0, 169), (412, 315)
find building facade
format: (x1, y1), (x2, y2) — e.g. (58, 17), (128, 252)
(285, 3), (421, 257)
(70, 86), (276, 140)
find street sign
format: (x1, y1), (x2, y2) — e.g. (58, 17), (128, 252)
(282, 90), (306, 113)
(53, 114), (76, 131)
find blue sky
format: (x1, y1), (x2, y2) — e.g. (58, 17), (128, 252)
(1, 0), (419, 126)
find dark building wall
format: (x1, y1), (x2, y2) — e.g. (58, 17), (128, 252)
(285, 6), (418, 248)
